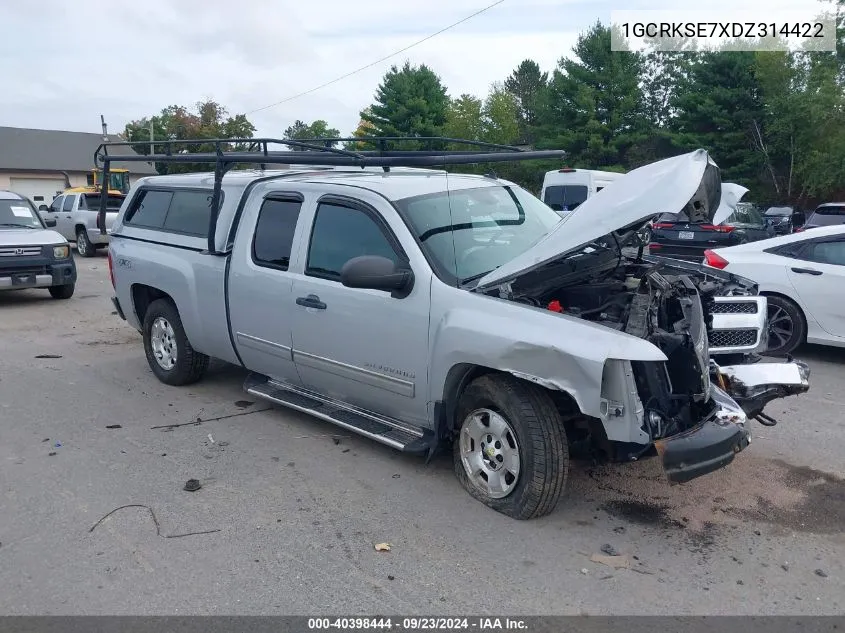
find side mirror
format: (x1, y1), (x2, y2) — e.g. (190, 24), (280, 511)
(340, 255), (414, 298)
(38, 204), (49, 212)
(44, 218), (57, 227)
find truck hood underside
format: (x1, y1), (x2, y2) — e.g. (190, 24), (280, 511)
(476, 149), (721, 291)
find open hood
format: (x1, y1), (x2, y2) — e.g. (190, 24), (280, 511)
(712, 183), (749, 226)
(476, 149), (721, 290)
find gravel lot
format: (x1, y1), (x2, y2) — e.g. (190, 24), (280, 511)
(1, 252), (843, 615)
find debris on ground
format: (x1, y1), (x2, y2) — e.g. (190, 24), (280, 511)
(234, 400), (254, 409)
(589, 553), (631, 569)
(105, 425), (122, 429)
(782, 563), (790, 572)
(48, 452), (57, 457)
(207, 433), (215, 444)
(387, 575), (395, 581)
(88, 504), (220, 538)
(600, 543), (619, 556)
(580, 568), (589, 575)
(34, 354), (63, 359)
(41, 439), (49, 443)
(392, 474), (400, 479)
(183, 479), (202, 492)
(613, 526), (626, 534)
(815, 569), (828, 578)
(374, 543), (391, 552)
(54, 442), (62, 448)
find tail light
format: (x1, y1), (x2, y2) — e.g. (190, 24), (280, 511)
(703, 249), (729, 269)
(107, 249), (115, 288)
(699, 224), (735, 233)
(652, 222), (674, 229)
(648, 243), (662, 250)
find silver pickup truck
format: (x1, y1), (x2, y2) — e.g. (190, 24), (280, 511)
(104, 141), (810, 519)
(43, 191), (123, 257)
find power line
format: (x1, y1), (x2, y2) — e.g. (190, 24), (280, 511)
(243, 0), (506, 115)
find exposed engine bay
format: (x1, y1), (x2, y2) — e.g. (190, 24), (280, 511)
(480, 237), (810, 473)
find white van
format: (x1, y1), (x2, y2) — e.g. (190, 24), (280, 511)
(540, 168), (625, 214)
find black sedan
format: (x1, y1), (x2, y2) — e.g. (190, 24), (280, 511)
(649, 203), (775, 261)
(763, 206), (795, 235)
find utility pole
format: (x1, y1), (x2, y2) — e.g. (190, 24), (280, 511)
(149, 120), (155, 156)
(101, 114), (108, 140)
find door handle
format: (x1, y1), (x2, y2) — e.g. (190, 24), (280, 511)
(296, 294), (327, 310)
(791, 267), (822, 276)
(64, 215), (71, 219)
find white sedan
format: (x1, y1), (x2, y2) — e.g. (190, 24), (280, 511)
(702, 225), (845, 356)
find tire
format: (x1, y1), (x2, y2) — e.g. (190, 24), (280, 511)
(142, 298), (209, 386)
(48, 283), (75, 299)
(76, 228), (95, 258)
(764, 295), (806, 357)
(453, 374), (569, 520)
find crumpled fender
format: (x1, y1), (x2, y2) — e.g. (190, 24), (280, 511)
(428, 290), (667, 418)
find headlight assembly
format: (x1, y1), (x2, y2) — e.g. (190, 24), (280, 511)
(53, 245), (69, 259)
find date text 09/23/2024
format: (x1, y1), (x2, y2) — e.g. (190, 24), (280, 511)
(308, 618), (528, 630)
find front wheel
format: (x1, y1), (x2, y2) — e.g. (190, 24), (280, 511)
(142, 298), (209, 386)
(76, 228), (95, 258)
(453, 374), (569, 520)
(48, 283), (74, 299)
(764, 295), (806, 356)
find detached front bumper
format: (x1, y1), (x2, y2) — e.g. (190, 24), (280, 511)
(654, 359), (810, 484)
(655, 384), (751, 484)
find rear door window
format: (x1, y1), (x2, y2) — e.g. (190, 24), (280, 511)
(252, 197), (303, 270)
(543, 185), (588, 211)
(804, 240), (845, 266)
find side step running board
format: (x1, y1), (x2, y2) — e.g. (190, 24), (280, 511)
(244, 373), (434, 454)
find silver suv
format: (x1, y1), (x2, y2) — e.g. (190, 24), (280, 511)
(0, 190), (77, 298)
(102, 139), (810, 519)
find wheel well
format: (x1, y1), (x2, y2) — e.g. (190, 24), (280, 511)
(438, 364), (581, 437)
(75, 224), (87, 236)
(131, 284), (173, 323)
(760, 290), (808, 344)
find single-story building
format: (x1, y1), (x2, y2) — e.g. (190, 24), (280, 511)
(0, 126), (158, 206)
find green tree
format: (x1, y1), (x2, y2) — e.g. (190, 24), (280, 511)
(670, 51), (764, 188)
(123, 100), (256, 174)
(361, 61), (450, 148)
(481, 83), (520, 146)
(504, 59), (548, 143)
(444, 94), (483, 143)
(284, 119), (341, 147)
(540, 22), (645, 169)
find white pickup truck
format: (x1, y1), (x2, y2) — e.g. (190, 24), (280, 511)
(99, 138), (811, 520)
(43, 191), (123, 257)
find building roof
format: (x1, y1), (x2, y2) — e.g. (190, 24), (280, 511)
(0, 126), (158, 174)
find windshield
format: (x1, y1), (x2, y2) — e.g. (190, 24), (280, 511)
(396, 183), (562, 284)
(0, 198), (43, 228)
(765, 206), (792, 216)
(543, 185), (588, 212)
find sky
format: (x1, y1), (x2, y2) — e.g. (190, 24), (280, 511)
(0, 0), (833, 140)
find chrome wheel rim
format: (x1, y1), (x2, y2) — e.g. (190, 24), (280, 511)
(768, 304), (794, 351)
(459, 408), (521, 499)
(150, 317), (177, 370)
(76, 233), (87, 255)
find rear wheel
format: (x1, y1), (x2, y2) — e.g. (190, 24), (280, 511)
(142, 298), (209, 385)
(453, 374), (569, 520)
(764, 295), (806, 356)
(48, 283), (74, 299)
(76, 228), (95, 258)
